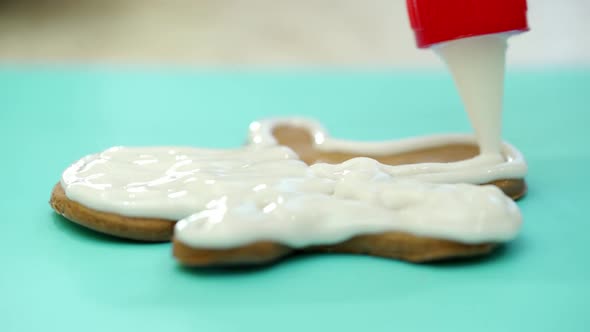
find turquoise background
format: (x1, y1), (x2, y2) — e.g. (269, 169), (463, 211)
(0, 67), (588, 331)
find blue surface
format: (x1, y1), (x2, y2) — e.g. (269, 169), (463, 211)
(0, 67), (588, 331)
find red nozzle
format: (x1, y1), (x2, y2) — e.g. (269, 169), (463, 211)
(406, 0), (529, 48)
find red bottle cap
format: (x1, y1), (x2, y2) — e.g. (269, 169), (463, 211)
(406, 0), (529, 48)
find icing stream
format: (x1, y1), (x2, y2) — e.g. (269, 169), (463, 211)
(435, 33), (509, 155)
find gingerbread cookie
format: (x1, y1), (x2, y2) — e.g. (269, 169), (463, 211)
(51, 143), (521, 266)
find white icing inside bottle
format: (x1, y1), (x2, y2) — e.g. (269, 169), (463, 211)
(434, 33), (509, 156)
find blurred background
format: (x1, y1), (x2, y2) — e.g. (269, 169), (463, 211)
(0, 0), (588, 68)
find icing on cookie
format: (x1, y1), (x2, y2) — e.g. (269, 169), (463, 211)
(62, 145), (521, 248)
(62, 146), (305, 220)
(248, 117), (527, 184)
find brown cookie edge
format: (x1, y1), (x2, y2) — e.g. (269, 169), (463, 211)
(50, 182), (174, 241)
(173, 232), (495, 267)
(173, 239), (293, 267)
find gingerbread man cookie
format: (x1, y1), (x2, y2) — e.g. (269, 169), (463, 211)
(50, 135), (523, 265)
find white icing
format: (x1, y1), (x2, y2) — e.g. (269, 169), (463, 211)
(248, 117), (527, 184)
(62, 146), (304, 220)
(61, 145), (522, 248)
